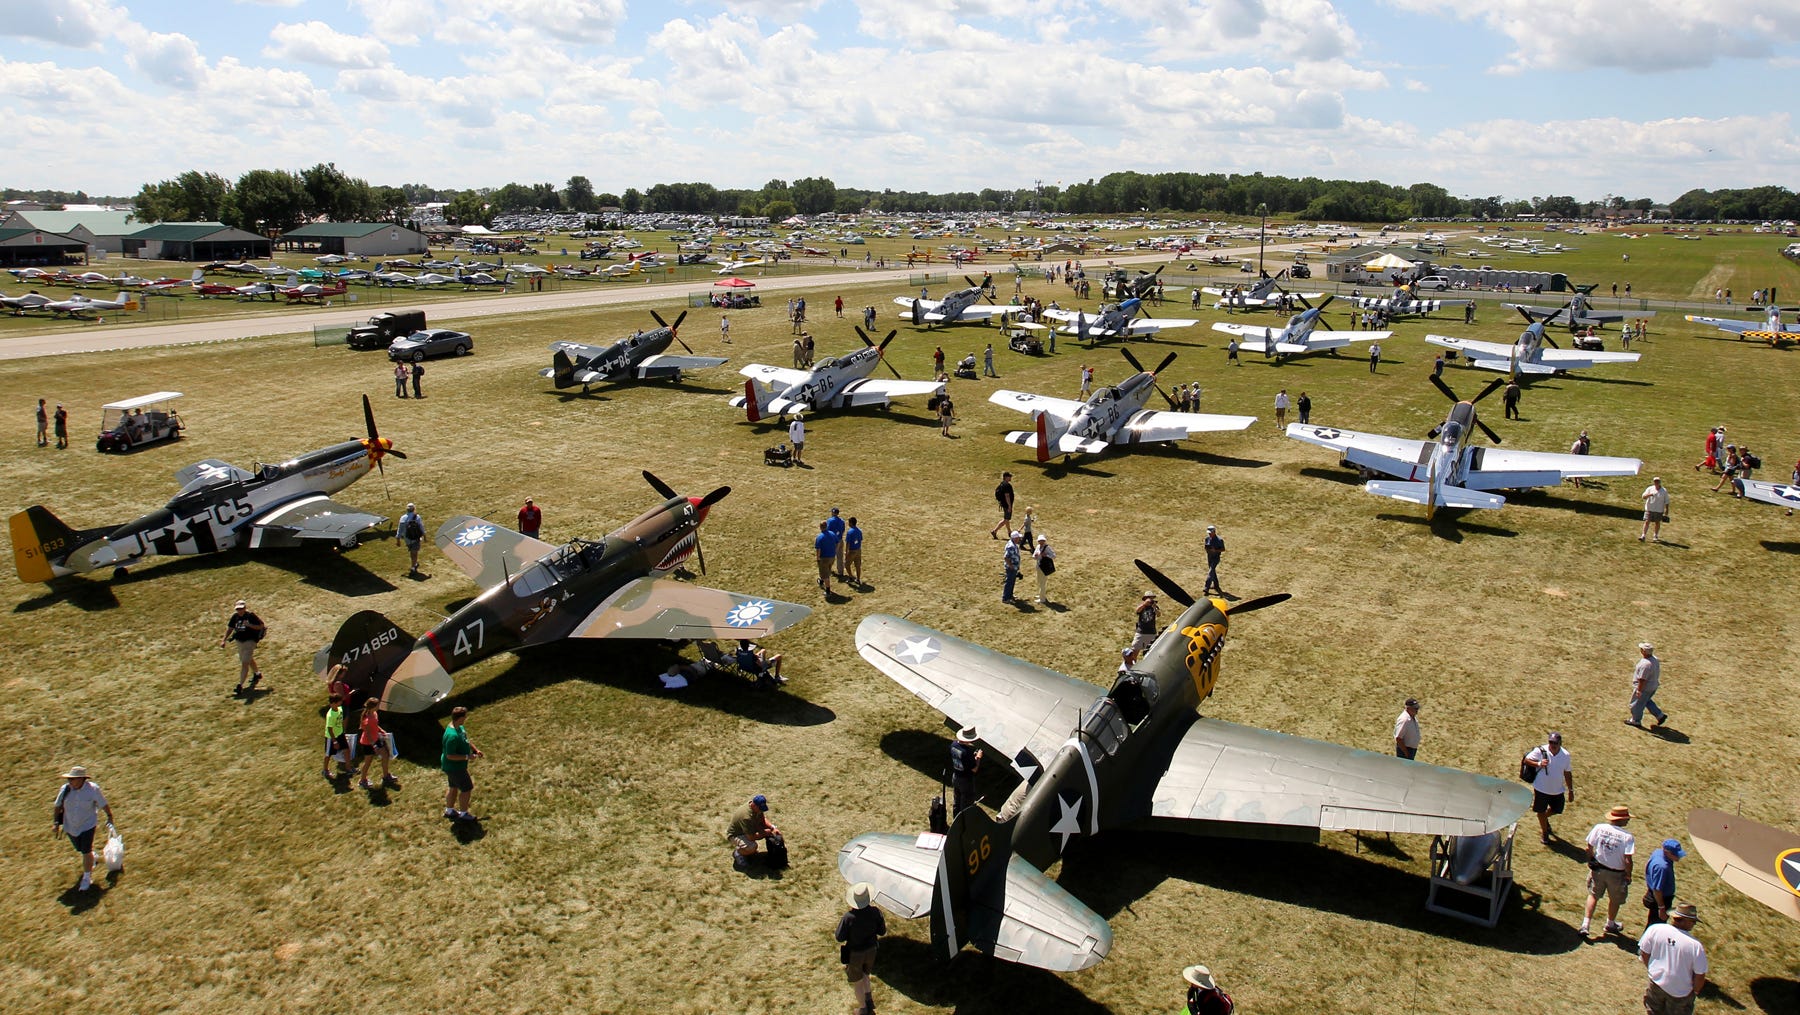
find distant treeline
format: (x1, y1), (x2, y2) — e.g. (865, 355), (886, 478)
(97, 167), (1800, 231)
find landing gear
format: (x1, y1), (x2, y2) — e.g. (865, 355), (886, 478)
(111, 566), (130, 581)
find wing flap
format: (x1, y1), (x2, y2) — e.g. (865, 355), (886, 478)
(567, 576), (811, 640)
(247, 494), (386, 548)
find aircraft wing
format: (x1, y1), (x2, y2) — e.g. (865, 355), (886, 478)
(1535, 348), (1642, 369)
(1684, 314), (1765, 335)
(855, 614), (1104, 772)
(987, 390), (1086, 421)
(739, 363), (811, 387)
(1740, 479), (1800, 510)
(1688, 808), (1800, 923)
(1460, 449), (1641, 491)
(635, 353), (728, 378)
(245, 494), (386, 549)
(1121, 316), (1202, 335)
(174, 459), (252, 488)
(947, 305), (1012, 322)
(435, 515), (556, 588)
(1040, 308), (1083, 324)
(1147, 716), (1531, 836)
(1424, 334), (1514, 359)
(839, 378), (945, 406)
(567, 576), (811, 640)
(1113, 409), (1257, 444)
(1286, 423), (1431, 479)
(1210, 322), (1279, 339)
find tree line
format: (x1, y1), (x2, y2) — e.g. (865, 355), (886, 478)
(117, 167), (1800, 232)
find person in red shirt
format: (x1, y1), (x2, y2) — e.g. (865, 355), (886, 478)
(356, 701), (399, 790)
(518, 498), (542, 539)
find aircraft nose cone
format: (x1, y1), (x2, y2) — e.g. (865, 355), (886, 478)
(380, 647), (454, 713)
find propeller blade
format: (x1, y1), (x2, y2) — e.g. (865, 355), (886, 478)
(698, 485), (731, 511)
(362, 394), (378, 443)
(642, 470), (678, 500)
(1152, 351), (1177, 376)
(877, 329), (898, 352)
(383, 448), (408, 460)
(1427, 425), (1442, 439)
(1430, 374), (1459, 403)
(855, 325), (874, 348)
(1541, 332), (1560, 348)
(1154, 381), (1178, 410)
(1471, 376), (1509, 404)
(1225, 593), (1291, 615)
(1476, 418), (1503, 444)
(1133, 559), (1195, 609)
(649, 309), (669, 329)
(1119, 347), (1146, 374)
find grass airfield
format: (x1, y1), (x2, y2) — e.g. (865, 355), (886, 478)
(2, 236), (1799, 1014)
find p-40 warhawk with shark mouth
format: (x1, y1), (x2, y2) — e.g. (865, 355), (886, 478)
(315, 471), (811, 712)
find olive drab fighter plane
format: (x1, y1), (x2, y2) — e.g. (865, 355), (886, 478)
(542, 310), (728, 393)
(895, 276), (1014, 328)
(837, 561), (1531, 972)
(1040, 298), (1204, 345)
(1685, 304), (1800, 347)
(1211, 294), (1388, 359)
(1426, 304), (1642, 376)
(1285, 375), (1642, 518)
(731, 327), (944, 422)
(988, 348), (1255, 461)
(11, 396), (402, 582)
(314, 472), (811, 713)
(1688, 809), (1800, 923)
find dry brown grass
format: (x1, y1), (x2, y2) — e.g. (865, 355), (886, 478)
(1, 245), (1797, 1015)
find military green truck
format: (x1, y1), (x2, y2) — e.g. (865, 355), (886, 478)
(346, 309), (428, 350)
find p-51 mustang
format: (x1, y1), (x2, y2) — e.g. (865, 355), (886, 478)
(1041, 298), (1204, 345)
(895, 277), (1013, 328)
(1203, 271), (1323, 310)
(1212, 295), (1387, 360)
(838, 562), (1530, 971)
(1685, 305), (1800, 347)
(543, 311), (727, 393)
(1351, 285), (1472, 319)
(314, 472), (812, 712)
(731, 327), (943, 422)
(1426, 305), (1641, 375)
(988, 348), (1254, 461)
(11, 396), (402, 582)
(1286, 375), (1642, 518)
(1501, 284), (1655, 332)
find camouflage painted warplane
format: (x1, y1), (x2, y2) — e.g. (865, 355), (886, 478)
(11, 396), (400, 582)
(988, 348), (1255, 461)
(731, 327), (943, 422)
(895, 276), (1013, 328)
(314, 471), (811, 713)
(1426, 305), (1641, 375)
(1688, 809), (1800, 923)
(542, 311), (727, 393)
(837, 562), (1530, 972)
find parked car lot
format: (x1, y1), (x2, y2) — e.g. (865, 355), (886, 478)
(387, 328), (473, 361)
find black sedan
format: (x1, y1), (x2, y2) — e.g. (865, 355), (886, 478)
(388, 328), (473, 361)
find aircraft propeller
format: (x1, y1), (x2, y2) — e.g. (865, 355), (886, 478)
(856, 326), (903, 379)
(1427, 375), (1506, 444)
(1119, 348), (1181, 408)
(642, 470), (678, 500)
(359, 394), (407, 476)
(1133, 559), (1291, 615)
(649, 309), (694, 354)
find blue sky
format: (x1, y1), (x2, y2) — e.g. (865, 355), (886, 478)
(3, 1), (1797, 203)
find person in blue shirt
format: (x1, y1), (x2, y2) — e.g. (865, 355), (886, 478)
(824, 508), (848, 581)
(813, 521), (836, 593)
(1642, 838), (1684, 929)
(1002, 532), (1022, 604)
(843, 517), (864, 585)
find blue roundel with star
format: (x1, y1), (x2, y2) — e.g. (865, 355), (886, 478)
(454, 523), (496, 547)
(726, 600), (775, 627)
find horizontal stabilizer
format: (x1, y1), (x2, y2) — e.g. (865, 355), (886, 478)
(10, 506), (115, 581)
(1366, 481), (1506, 510)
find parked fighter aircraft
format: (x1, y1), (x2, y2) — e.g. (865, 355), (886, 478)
(313, 471), (812, 713)
(838, 562), (1530, 971)
(1685, 305), (1800, 346)
(1351, 285), (1472, 318)
(1212, 295), (1387, 360)
(1688, 809), (1800, 923)
(731, 327), (944, 421)
(1042, 298), (1204, 345)
(1501, 285), (1655, 332)
(895, 277), (1013, 328)
(1106, 265), (1166, 300)
(1426, 306), (1641, 375)
(1286, 375), (1642, 518)
(44, 291), (135, 318)
(10, 396), (401, 582)
(988, 348), (1254, 461)
(543, 311), (727, 392)
(458, 271), (512, 289)
(1203, 272), (1324, 310)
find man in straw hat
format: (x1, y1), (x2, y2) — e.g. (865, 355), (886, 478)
(52, 765), (115, 891)
(1580, 804), (1635, 938)
(949, 726), (984, 817)
(1181, 964), (1234, 1014)
(835, 882), (886, 1015)
(1638, 901), (1706, 1015)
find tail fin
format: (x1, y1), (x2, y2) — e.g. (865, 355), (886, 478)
(742, 377), (763, 422)
(551, 349), (577, 389)
(1035, 411), (1051, 463)
(931, 805), (1013, 960)
(10, 506), (107, 582)
(911, 299), (924, 325)
(313, 610), (417, 704)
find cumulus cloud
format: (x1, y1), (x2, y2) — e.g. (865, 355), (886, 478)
(264, 21), (391, 68)
(0, 0), (123, 49)
(1105, 0), (1362, 63)
(127, 32), (207, 90)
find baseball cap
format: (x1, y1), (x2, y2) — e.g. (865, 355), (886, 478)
(1404, 698), (1420, 709)
(1661, 838), (1686, 858)
(1547, 731), (1562, 743)
(234, 599), (247, 609)
(752, 794), (768, 809)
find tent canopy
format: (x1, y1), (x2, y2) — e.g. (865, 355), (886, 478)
(713, 277), (756, 288)
(1363, 252), (1416, 270)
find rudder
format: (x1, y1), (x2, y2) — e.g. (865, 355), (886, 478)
(314, 609), (416, 704)
(10, 506), (102, 582)
(551, 349), (577, 388)
(930, 804), (1013, 960)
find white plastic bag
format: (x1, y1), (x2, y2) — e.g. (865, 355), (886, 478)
(102, 824), (125, 872)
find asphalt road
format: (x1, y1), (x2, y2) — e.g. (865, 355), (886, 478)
(0, 235), (1422, 362)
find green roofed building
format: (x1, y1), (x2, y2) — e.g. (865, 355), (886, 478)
(0, 209), (142, 253)
(280, 222), (427, 258)
(124, 222), (271, 261)
(0, 226), (86, 268)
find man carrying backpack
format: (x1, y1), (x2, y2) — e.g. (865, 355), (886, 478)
(397, 503), (426, 575)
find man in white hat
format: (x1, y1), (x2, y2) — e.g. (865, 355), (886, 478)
(1202, 525), (1225, 596)
(949, 727), (983, 816)
(836, 881), (887, 1015)
(1132, 591), (1161, 656)
(787, 412), (805, 466)
(1638, 902), (1706, 1015)
(219, 599), (266, 695)
(1627, 642), (1666, 729)
(1182, 964), (1234, 1014)
(52, 766), (115, 891)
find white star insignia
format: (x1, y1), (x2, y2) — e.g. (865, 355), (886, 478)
(893, 636), (940, 665)
(1050, 793), (1083, 853)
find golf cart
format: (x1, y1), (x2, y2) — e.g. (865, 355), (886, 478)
(97, 391), (185, 452)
